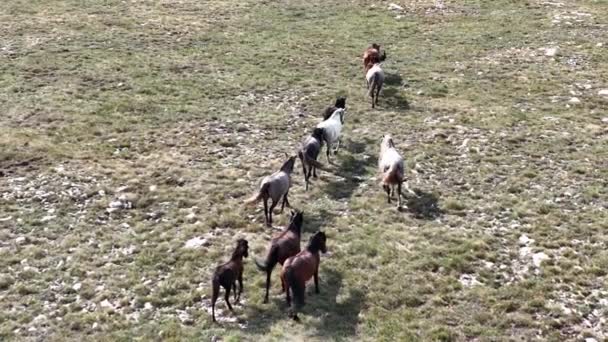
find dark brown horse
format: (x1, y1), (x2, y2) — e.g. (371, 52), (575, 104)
(322, 97), (347, 121)
(255, 210), (304, 303)
(280, 231), (327, 321)
(211, 239), (249, 322)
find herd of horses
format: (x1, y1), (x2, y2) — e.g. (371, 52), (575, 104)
(211, 44), (405, 322)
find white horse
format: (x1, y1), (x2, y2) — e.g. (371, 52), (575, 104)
(379, 134), (405, 208)
(366, 63), (385, 108)
(316, 108), (345, 163)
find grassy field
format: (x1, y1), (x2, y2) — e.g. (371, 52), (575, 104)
(1, 0), (607, 340)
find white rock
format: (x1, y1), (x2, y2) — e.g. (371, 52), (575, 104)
(149, 185), (157, 192)
(15, 236), (27, 245)
(596, 43), (603, 47)
(518, 235), (534, 245)
(598, 89), (608, 96)
(109, 201), (123, 209)
(568, 97), (581, 104)
(388, 3), (404, 11)
(601, 117), (608, 123)
(72, 283), (82, 291)
(100, 299), (115, 310)
(532, 252), (549, 267)
(184, 237), (208, 249)
(144, 302), (153, 310)
(0, 216), (12, 222)
(545, 47), (559, 57)
(41, 215), (56, 222)
(185, 212), (196, 222)
(459, 274), (482, 287)
(116, 186), (129, 193)
(585, 338), (598, 342)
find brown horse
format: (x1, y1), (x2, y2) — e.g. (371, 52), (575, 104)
(280, 231), (327, 321)
(255, 210), (304, 303)
(363, 43), (387, 74)
(211, 239), (249, 322)
(244, 155), (296, 226)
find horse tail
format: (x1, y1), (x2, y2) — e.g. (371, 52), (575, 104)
(306, 158), (327, 171)
(244, 182), (269, 205)
(255, 246), (278, 272)
(382, 162), (404, 185)
(380, 50), (387, 62)
(285, 267), (305, 308)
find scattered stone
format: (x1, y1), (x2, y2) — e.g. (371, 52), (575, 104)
(177, 310), (194, 325)
(41, 215), (56, 223)
(568, 97), (581, 104)
(585, 338), (598, 342)
(597, 43), (603, 47)
(532, 252), (549, 267)
(601, 117), (608, 123)
(544, 47), (559, 57)
(72, 283), (82, 291)
(184, 237), (209, 249)
(149, 185), (157, 192)
(598, 89), (608, 97)
(185, 212), (197, 222)
(518, 235), (534, 246)
(459, 274), (482, 287)
(144, 302), (153, 310)
(388, 3), (404, 11)
(0, 216), (12, 222)
(15, 236), (27, 245)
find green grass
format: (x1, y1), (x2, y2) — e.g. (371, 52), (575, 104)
(1, 0), (608, 340)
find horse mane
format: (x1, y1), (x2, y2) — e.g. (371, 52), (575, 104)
(287, 211), (303, 235)
(280, 156), (295, 172)
(231, 239), (248, 260)
(306, 232), (325, 253)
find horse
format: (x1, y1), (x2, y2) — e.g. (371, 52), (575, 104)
(316, 108), (345, 164)
(255, 210), (304, 303)
(366, 63), (385, 108)
(244, 155), (296, 227)
(379, 134), (406, 208)
(211, 238), (249, 323)
(298, 127), (327, 190)
(363, 43), (387, 74)
(280, 231), (327, 321)
(322, 96), (347, 121)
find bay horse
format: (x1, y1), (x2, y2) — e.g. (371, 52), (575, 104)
(379, 134), (406, 208)
(211, 238), (249, 322)
(244, 155), (296, 227)
(280, 231), (328, 321)
(363, 43), (387, 74)
(255, 210), (304, 303)
(298, 127), (327, 190)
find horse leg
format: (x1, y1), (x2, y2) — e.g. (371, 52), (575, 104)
(376, 86), (382, 107)
(212, 279), (220, 322)
(312, 165), (317, 178)
(264, 270), (271, 303)
(233, 282), (237, 301)
(335, 138), (341, 155)
(383, 184), (391, 203)
(225, 285), (234, 312)
(263, 197), (269, 226)
(397, 182), (403, 208)
(326, 142), (332, 163)
(268, 199), (278, 226)
(280, 191), (290, 213)
(314, 269), (320, 294)
(237, 272), (243, 303)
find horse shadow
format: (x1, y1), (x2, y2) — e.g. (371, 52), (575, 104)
(404, 188), (442, 220)
(323, 139), (377, 201)
(381, 88), (410, 111)
(311, 268), (365, 339)
(241, 269), (364, 339)
(384, 72), (403, 86)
